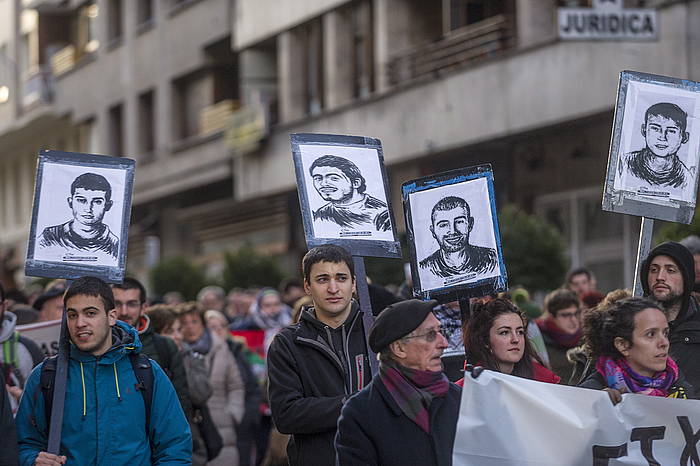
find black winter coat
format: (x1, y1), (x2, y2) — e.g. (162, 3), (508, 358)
(267, 303), (371, 466)
(1, 374), (18, 466)
(578, 370), (696, 399)
(335, 375), (462, 466)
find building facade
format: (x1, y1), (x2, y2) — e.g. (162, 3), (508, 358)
(1, 0), (699, 292)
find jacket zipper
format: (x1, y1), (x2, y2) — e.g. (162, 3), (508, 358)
(294, 337), (349, 396)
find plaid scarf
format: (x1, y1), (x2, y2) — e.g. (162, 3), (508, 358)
(379, 358), (449, 433)
(595, 356), (679, 397)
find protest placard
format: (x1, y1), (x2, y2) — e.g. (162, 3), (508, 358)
(455, 370), (700, 465)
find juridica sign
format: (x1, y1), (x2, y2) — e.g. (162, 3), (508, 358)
(558, 0), (657, 41)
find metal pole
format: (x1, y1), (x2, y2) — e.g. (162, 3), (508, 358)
(353, 256), (378, 376)
(632, 217), (655, 297)
(47, 307), (68, 454)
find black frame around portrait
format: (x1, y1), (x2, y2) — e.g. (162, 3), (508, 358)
(402, 164), (507, 302)
(24, 150), (135, 283)
(291, 133), (402, 258)
(602, 70), (700, 224)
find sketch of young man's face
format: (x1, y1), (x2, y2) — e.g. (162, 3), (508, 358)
(311, 166), (360, 203)
(68, 188), (112, 227)
(642, 114), (689, 158)
(430, 207), (473, 253)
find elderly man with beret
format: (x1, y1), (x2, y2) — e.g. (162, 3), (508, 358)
(334, 299), (462, 466)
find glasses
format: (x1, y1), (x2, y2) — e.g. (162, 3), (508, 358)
(402, 327), (445, 343)
(557, 310), (581, 320)
(115, 300), (141, 310)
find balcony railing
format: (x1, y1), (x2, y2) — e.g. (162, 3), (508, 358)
(22, 67), (53, 110)
(199, 99), (239, 135)
(387, 14), (515, 86)
(51, 45), (75, 76)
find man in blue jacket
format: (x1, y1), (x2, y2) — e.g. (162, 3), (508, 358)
(15, 276), (191, 465)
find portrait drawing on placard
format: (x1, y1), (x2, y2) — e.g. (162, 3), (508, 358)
(32, 162), (127, 268)
(612, 80), (700, 204)
(408, 175), (503, 294)
(298, 143), (395, 242)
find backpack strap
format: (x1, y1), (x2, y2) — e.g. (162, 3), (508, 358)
(40, 356), (58, 425)
(130, 353), (154, 435)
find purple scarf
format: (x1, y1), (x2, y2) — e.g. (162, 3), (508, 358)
(595, 356), (679, 397)
(379, 358), (449, 433)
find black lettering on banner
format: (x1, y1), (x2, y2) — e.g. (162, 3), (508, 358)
(629, 14), (640, 34)
(592, 444), (627, 466)
(678, 416), (700, 465)
(630, 426), (665, 466)
(642, 15), (654, 33)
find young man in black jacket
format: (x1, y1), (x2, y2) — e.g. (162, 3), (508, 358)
(267, 245), (371, 466)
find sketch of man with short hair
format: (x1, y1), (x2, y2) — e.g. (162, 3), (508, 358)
(419, 196), (497, 278)
(619, 102), (693, 189)
(38, 172), (119, 258)
(309, 155), (391, 231)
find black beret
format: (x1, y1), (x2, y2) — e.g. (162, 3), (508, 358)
(369, 299), (438, 353)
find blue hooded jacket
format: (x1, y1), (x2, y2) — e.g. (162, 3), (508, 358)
(16, 321), (192, 465)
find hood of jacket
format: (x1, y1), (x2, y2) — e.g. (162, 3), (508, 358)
(641, 241), (695, 322)
(69, 320), (142, 363)
(0, 310), (17, 343)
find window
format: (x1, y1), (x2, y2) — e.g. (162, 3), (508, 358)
(173, 72), (209, 140)
(138, 90), (156, 159)
(299, 19), (324, 115)
(76, 118), (96, 153)
(77, 3), (99, 54)
(108, 103), (124, 157)
(107, 0), (123, 44)
(449, 0), (509, 31)
(137, 0), (154, 27)
(352, 0), (374, 98)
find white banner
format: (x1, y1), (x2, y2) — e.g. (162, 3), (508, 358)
(17, 319), (61, 357)
(454, 370), (700, 466)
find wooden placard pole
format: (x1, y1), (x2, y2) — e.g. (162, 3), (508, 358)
(47, 283), (70, 455)
(632, 217), (654, 297)
(353, 256), (378, 376)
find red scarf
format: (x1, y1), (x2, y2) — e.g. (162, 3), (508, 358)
(537, 316), (581, 349)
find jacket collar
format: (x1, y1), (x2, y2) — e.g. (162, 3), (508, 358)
(297, 300), (361, 335)
(70, 320), (141, 363)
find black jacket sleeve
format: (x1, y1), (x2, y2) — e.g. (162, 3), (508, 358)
(578, 371), (607, 390)
(1, 382), (19, 466)
(334, 398), (378, 466)
(267, 334), (345, 435)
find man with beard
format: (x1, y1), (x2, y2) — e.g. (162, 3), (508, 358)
(419, 196), (498, 279)
(309, 155), (390, 232)
(641, 241), (700, 393)
(38, 173), (120, 259)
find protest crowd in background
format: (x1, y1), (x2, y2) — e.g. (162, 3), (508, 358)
(1, 234), (700, 465)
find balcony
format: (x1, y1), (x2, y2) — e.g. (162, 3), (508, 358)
(387, 14), (515, 86)
(51, 45), (75, 76)
(199, 99), (239, 135)
(22, 0), (68, 13)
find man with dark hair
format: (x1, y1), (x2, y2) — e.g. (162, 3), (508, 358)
(15, 276), (191, 465)
(419, 196), (498, 278)
(267, 244), (371, 465)
(335, 299), (460, 465)
(112, 277), (191, 417)
(619, 102), (693, 189)
(0, 281), (43, 414)
(641, 241), (700, 392)
(38, 172), (119, 258)
(565, 266), (596, 297)
(537, 289), (582, 384)
(309, 155), (390, 231)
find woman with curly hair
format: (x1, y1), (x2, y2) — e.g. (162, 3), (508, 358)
(578, 297), (695, 403)
(456, 298), (559, 386)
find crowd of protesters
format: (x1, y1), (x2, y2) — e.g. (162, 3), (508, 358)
(1, 235), (700, 465)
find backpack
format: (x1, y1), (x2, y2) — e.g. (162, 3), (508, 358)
(40, 353), (154, 432)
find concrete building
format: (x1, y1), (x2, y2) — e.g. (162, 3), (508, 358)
(1, 0), (699, 292)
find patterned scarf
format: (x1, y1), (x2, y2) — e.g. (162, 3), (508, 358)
(537, 316), (582, 349)
(595, 356), (679, 397)
(379, 358), (449, 433)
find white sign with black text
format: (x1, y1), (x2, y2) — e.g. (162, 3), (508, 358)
(558, 0), (657, 41)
